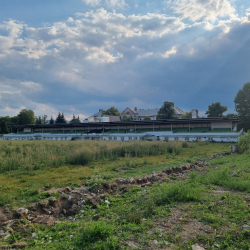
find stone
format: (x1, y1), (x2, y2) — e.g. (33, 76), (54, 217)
(0, 246), (11, 249)
(3, 234), (10, 239)
(39, 199), (50, 208)
(165, 168), (173, 175)
(3, 220), (15, 228)
(0, 230), (4, 233)
(0, 233), (8, 238)
(68, 196), (72, 201)
(243, 224), (250, 234)
(12, 242), (28, 249)
(33, 216), (54, 226)
(213, 190), (228, 194)
(126, 241), (138, 249)
(159, 241), (169, 246)
(5, 227), (13, 233)
(78, 200), (85, 206)
(142, 218), (147, 221)
(192, 244), (205, 250)
(15, 208), (28, 219)
(31, 233), (37, 238)
(150, 240), (158, 246)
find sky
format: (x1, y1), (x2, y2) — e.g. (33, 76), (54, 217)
(0, 0), (250, 120)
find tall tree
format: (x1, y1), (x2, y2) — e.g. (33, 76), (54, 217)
(234, 82), (250, 131)
(17, 109), (36, 125)
(3, 123), (10, 134)
(49, 116), (55, 124)
(205, 102), (227, 117)
(226, 113), (237, 117)
(10, 116), (18, 125)
(157, 101), (176, 119)
(36, 116), (42, 124)
(42, 115), (48, 124)
(55, 112), (67, 124)
(103, 106), (121, 116)
(71, 114), (81, 123)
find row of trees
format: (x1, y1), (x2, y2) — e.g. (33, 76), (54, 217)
(1, 82), (250, 133)
(0, 110), (82, 134)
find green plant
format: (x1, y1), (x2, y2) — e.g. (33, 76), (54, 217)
(73, 220), (120, 249)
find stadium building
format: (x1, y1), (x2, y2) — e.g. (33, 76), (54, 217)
(3, 116), (243, 142)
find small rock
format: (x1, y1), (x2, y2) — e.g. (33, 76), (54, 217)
(0, 245), (11, 249)
(126, 241), (138, 249)
(12, 242), (28, 249)
(192, 243), (205, 250)
(142, 218), (147, 221)
(69, 235), (73, 239)
(80, 210), (84, 213)
(5, 227), (13, 233)
(159, 240), (169, 246)
(0, 230), (4, 233)
(243, 224), (250, 234)
(0, 233), (7, 238)
(68, 196), (72, 201)
(3, 234), (10, 239)
(4, 220), (15, 228)
(91, 193), (95, 196)
(15, 207), (29, 219)
(213, 190), (227, 194)
(150, 240), (158, 246)
(31, 233), (37, 238)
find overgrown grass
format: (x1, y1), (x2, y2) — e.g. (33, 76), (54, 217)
(153, 181), (204, 206)
(0, 141), (182, 173)
(73, 221), (120, 250)
(3, 140), (250, 249)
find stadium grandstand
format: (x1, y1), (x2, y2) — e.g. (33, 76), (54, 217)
(3, 117), (243, 142)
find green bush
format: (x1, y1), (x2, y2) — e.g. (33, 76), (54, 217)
(153, 182), (203, 206)
(0, 194), (12, 206)
(73, 220), (120, 250)
(182, 142), (188, 148)
(238, 131), (250, 153)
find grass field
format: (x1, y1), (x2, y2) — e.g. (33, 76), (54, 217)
(0, 140), (231, 208)
(2, 140), (250, 249)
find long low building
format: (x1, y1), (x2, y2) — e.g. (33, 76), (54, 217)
(3, 117), (243, 142)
